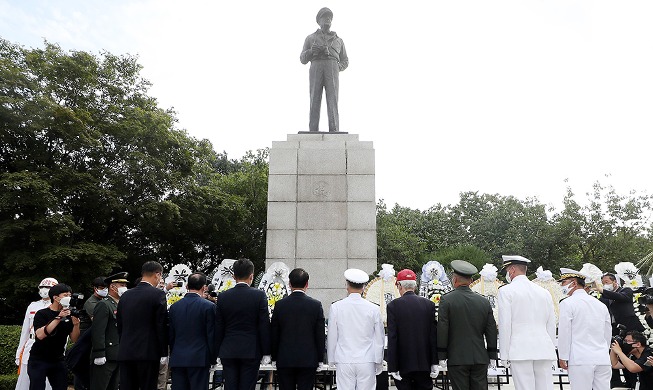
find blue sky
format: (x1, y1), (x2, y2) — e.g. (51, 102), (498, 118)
(2, 0), (652, 210)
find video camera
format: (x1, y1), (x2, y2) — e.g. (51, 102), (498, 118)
(612, 324), (628, 346)
(69, 292), (87, 319)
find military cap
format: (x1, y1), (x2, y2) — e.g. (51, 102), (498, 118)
(344, 268), (369, 284)
(316, 7), (333, 23)
(501, 255), (531, 270)
(558, 268), (587, 282)
(451, 260), (478, 277)
(104, 272), (129, 285)
(397, 269), (417, 281)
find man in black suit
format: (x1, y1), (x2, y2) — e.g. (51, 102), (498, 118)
(215, 259), (271, 390)
(168, 272), (217, 390)
(386, 269), (438, 390)
(597, 273), (644, 388)
(271, 268), (325, 390)
(117, 261), (168, 390)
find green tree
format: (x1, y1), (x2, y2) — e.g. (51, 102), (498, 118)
(0, 38), (270, 323)
(551, 182), (653, 271)
(449, 192), (556, 270)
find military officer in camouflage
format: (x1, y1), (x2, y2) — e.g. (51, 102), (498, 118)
(90, 272), (128, 390)
(437, 260), (498, 390)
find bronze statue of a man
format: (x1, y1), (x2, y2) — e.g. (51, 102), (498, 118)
(300, 7), (348, 132)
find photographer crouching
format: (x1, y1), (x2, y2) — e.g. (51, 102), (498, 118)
(28, 283), (81, 390)
(610, 330), (653, 389)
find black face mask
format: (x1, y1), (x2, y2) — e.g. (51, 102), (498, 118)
(622, 343), (635, 354)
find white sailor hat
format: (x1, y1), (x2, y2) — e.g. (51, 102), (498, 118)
(344, 268), (369, 284)
(558, 268), (588, 282)
(501, 255), (531, 270)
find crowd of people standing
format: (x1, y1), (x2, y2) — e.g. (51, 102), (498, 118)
(14, 255), (653, 390)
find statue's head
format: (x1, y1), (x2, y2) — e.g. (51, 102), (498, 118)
(316, 7), (333, 31)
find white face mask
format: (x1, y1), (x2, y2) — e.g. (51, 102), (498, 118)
(97, 288), (108, 297)
(59, 296), (71, 307)
(117, 286), (128, 296)
(561, 282), (575, 296)
(603, 284), (614, 292)
(505, 271), (512, 283)
(39, 288), (50, 299)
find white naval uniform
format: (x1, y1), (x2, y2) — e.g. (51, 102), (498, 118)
(498, 275), (557, 390)
(15, 299), (52, 390)
(327, 293), (385, 390)
(558, 289), (612, 390)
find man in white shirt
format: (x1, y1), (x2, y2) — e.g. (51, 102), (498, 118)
(328, 269), (384, 390)
(557, 268), (611, 390)
(498, 255), (556, 390)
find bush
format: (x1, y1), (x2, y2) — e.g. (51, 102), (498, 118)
(0, 325), (21, 375)
(0, 375), (18, 390)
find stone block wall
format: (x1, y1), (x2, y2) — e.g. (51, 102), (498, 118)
(266, 133), (376, 314)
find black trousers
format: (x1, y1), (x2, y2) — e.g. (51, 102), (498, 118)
(28, 359), (68, 390)
(394, 371), (431, 390)
(90, 360), (119, 390)
(276, 367), (316, 390)
(119, 360), (160, 390)
(447, 364), (488, 390)
(171, 367), (210, 390)
(221, 358), (260, 390)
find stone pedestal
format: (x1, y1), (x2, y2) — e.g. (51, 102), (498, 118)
(266, 133), (377, 314)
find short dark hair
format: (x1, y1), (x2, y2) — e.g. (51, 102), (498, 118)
(603, 273), (617, 282)
(187, 272), (207, 290)
(49, 283), (72, 302)
(92, 277), (107, 288)
(570, 277), (586, 287)
(289, 268), (309, 288)
(347, 280), (365, 290)
(233, 259), (254, 280)
(142, 261), (163, 276)
(627, 330), (647, 346)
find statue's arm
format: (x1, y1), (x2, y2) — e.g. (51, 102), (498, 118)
(338, 40), (348, 71)
(300, 35), (313, 65)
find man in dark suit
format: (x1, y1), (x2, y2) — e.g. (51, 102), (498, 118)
(215, 259), (271, 390)
(437, 260), (498, 390)
(117, 261), (168, 390)
(597, 273), (644, 388)
(386, 269), (438, 390)
(168, 272), (217, 390)
(91, 272), (128, 390)
(271, 268), (325, 390)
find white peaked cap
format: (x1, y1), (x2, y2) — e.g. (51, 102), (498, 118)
(344, 268), (369, 284)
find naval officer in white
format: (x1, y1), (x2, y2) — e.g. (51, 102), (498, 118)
(557, 268), (611, 390)
(327, 268), (385, 390)
(498, 255), (556, 390)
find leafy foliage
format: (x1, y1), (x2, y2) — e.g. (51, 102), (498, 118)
(0, 39), (268, 323)
(378, 186), (653, 276)
(0, 325), (20, 375)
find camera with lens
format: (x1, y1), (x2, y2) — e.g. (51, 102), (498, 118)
(612, 324), (628, 346)
(69, 292), (87, 319)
